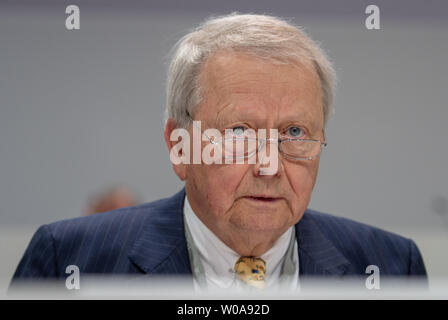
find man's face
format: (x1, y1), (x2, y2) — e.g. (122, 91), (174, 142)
(167, 51), (324, 253)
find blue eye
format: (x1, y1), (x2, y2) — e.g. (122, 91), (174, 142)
(232, 126), (246, 136)
(287, 126), (303, 137)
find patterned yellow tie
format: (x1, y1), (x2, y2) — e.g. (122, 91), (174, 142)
(234, 257), (266, 289)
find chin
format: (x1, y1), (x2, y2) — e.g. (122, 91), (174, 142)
(230, 211), (290, 234)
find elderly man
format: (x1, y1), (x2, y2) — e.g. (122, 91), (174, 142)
(12, 13), (426, 291)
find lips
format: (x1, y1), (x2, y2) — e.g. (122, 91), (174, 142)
(245, 195), (281, 202)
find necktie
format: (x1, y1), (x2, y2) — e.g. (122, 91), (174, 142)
(234, 257), (266, 289)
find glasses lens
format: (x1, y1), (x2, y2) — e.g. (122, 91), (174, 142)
(214, 137), (323, 160)
(223, 137), (258, 159)
(280, 140), (322, 159)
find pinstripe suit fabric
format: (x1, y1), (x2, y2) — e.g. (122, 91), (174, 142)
(12, 188), (426, 284)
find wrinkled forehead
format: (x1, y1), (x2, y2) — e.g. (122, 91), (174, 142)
(196, 51), (323, 129)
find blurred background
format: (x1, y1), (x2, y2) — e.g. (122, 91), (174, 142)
(1, 0), (447, 295)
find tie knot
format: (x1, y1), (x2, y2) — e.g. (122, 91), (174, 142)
(234, 257), (266, 289)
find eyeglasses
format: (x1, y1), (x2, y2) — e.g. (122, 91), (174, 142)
(188, 116), (327, 161)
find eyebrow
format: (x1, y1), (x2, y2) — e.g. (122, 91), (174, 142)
(216, 111), (318, 128)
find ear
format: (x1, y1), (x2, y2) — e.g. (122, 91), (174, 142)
(164, 118), (188, 181)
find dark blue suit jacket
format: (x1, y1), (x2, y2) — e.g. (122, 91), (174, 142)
(12, 188), (427, 284)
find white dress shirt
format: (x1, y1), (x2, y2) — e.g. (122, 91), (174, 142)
(183, 195), (299, 291)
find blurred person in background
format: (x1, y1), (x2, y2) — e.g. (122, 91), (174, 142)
(85, 185), (139, 215)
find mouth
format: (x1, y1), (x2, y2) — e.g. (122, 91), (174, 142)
(244, 195), (282, 203)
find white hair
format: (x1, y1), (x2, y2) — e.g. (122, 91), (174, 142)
(165, 13), (336, 128)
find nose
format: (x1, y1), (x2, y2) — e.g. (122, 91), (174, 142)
(252, 138), (283, 177)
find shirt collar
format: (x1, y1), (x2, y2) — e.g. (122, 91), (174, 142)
(183, 194), (293, 288)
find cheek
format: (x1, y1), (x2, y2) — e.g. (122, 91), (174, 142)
(285, 160), (319, 212)
(190, 164), (249, 217)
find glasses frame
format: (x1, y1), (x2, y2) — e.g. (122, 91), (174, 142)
(187, 114), (327, 161)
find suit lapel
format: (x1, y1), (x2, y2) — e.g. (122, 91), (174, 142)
(129, 188), (351, 278)
(128, 188), (192, 275)
(296, 211), (352, 276)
